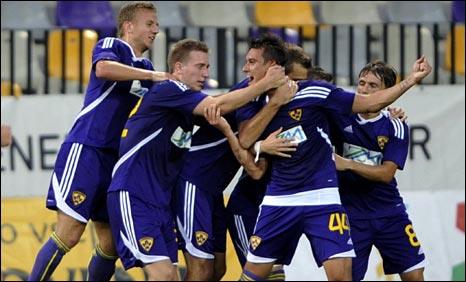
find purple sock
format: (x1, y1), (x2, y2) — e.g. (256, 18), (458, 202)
(86, 244), (118, 281)
(28, 232), (69, 281)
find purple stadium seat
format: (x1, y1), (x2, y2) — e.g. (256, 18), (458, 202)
(453, 0), (465, 23)
(56, 1), (116, 38)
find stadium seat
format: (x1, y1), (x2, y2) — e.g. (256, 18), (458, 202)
(1, 1), (53, 30)
(48, 29), (98, 85)
(452, 0), (465, 23)
(444, 25), (465, 75)
(385, 1), (449, 23)
(254, 1), (317, 40)
(185, 1), (251, 27)
(56, 1), (116, 38)
(1, 81), (23, 97)
(320, 1), (384, 24)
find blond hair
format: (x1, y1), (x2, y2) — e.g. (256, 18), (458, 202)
(117, 1), (156, 38)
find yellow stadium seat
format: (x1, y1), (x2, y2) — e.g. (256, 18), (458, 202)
(444, 25), (465, 75)
(48, 29), (98, 84)
(255, 1), (317, 39)
(1, 81), (23, 97)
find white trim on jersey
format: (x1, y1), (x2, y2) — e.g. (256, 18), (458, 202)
(51, 142), (86, 223)
(188, 131), (238, 152)
(102, 37), (115, 49)
(170, 79), (189, 92)
(328, 249), (356, 259)
(62, 143), (83, 200)
(183, 181), (196, 241)
(261, 187), (341, 206)
(292, 86), (331, 101)
(246, 252), (276, 263)
(72, 82), (117, 125)
(403, 258), (427, 273)
(234, 214), (250, 258)
(118, 191), (171, 263)
(52, 172), (87, 223)
(176, 217), (214, 259)
(112, 127), (163, 176)
(390, 118), (405, 139)
(356, 112), (384, 124)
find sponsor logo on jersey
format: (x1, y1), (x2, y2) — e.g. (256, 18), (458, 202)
(277, 125), (307, 144)
(377, 135), (389, 150)
(195, 231), (208, 246)
(72, 191), (86, 206)
(139, 237), (154, 252)
(343, 142), (383, 166)
(289, 109), (303, 121)
(129, 80), (149, 97)
(250, 235), (262, 250)
(171, 127), (193, 149)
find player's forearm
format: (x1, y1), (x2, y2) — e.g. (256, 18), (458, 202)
(352, 75), (417, 113)
(214, 79), (270, 114)
(238, 102), (281, 149)
(221, 125), (265, 179)
(95, 60), (159, 81)
(347, 160), (394, 184)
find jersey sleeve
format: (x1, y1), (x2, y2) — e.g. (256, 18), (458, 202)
(293, 80), (355, 115)
(92, 37), (122, 67)
(150, 81), (207, 115)
(383, 118), (409, 170)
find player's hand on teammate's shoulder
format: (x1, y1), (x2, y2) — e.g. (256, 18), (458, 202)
(270, 79), (298, 106)
(387, 106), (408, 122)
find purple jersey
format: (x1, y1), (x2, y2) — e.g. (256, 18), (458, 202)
(65, 37), (154, 151)
(108, 80), (207, 208)
(262, 80), (355, 196)
(179, 79), (250, 195)
(330, 112), (410, 219)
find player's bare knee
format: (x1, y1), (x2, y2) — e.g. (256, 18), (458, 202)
(400, 268), (424, 281)
(186, 258), (214, 280)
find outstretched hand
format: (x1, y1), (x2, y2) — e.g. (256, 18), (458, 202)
(410, 56), (432, 83)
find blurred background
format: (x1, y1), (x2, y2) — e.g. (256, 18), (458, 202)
(1, 1), (464, 281)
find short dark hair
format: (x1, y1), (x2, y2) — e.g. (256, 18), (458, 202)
(308, 66), (334, 82)
(167, 39), (209, 73)
(285, 43), (312, 75)
(359, 60), (397, 88)
(248, 33), (287, 67)
(118, 1), (156, 38)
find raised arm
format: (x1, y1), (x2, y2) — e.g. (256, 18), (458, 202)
(192, 66), (286, 117)
(95, 60), (171, 81)
(351, 56), (431, 113)
(238, 80), (298, 149)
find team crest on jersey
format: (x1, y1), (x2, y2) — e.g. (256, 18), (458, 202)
(377, 136), (389, 150)
(139, 237), (154, 252)
(195, 231), (208, 246)
(289, 109), (302, 121)
(250, 236), (262, 250)
(72, 191), (86, 206)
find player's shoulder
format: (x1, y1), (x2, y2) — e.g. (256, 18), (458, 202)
(153, 79), (190, 93)
(297, 79), (335, 92)
(387, 116), (409, 140)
